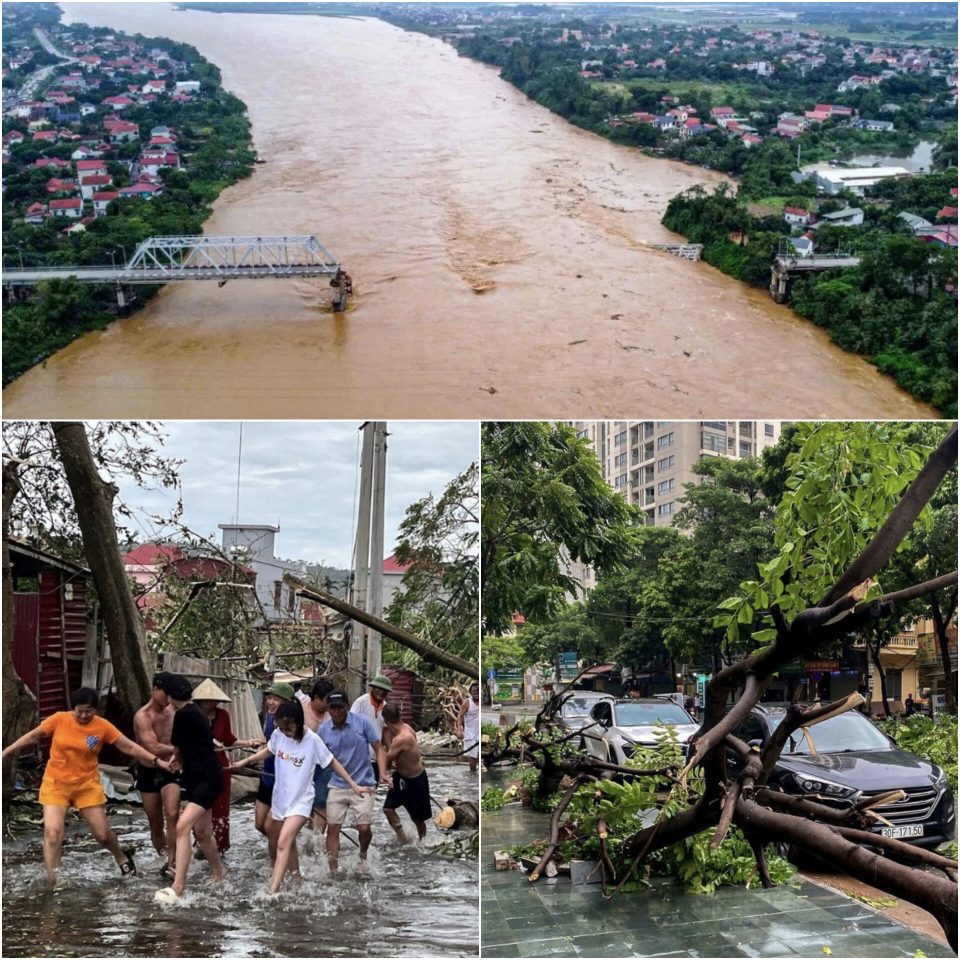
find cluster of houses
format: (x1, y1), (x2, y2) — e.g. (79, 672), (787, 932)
(780, 184), (958, 257)
(607, 98), (772, 147)
(3, 25), (203, 232)
(559, 18), (957, 92)
(607, 95), (903, 148)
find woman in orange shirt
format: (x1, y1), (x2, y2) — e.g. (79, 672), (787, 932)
(2, 687), (174, 887)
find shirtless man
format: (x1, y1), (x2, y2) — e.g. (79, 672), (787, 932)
(296, 678), (334, 833)
(381, 702), (431, 843)
(133, 672), (181, 876)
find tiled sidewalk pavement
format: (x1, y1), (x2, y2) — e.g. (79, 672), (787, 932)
(482, 803), (954, 958)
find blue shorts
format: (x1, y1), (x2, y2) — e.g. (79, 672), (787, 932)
(313, 763), (333, 810)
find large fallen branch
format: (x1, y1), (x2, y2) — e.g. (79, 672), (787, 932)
(284, 574), (477, 679)
(489, 427), (959, 947)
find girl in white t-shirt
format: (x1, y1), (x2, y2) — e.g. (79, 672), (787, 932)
(231, 700), (369, 893)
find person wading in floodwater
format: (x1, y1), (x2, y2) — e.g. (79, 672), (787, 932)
(1, 687), (174, 887)
(229, 699), (369, 894)
(350, 674), (392, 784)
(296, 677), (335, 834)
(133, 672), (182, 879)
(155, 674), (227, 903)
(381, 702), (432, 843)
(320, 690), (391, 876)
(456, 682), (481, 774)
(254, 681), (293, 864)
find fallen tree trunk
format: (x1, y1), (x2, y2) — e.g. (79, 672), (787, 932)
(435, 798), (479, 830)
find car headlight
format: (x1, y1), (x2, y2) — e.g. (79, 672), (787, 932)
(792, 773), (856, 798)
(932, 767), (948, 790)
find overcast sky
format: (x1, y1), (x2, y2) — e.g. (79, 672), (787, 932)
(115, 421), (478, 568)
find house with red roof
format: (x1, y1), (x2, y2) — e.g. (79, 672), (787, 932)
(710, 106), (735, 120)
(2, 130), (25, 148)
(49, 198), (84, 219)
(936, 206), (957, 222)
(783, 206), (812, 226)
(46, 178), (78, 195)
(122, 543), (253, 613)
(76, 158), (109, 177)
(103, 95), (134, 110)
(34, 156), (71, 170)
(92, 191), (121, 217)
(106, 120), (139, 143)
(62, 217), (95, 235)
(24, 202), (48, 224)
(139, 150), (180, 176)
(141, 79), (166, 94)
(71, 145), (103, 161)
(32, 129), (58, 143)
(79, 173), (113, 200)
(120, 182), (163, 199)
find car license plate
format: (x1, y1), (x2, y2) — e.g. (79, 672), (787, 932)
(880, 824), (923, 839)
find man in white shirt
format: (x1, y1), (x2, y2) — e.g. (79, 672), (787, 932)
(350, 675), (391, 783)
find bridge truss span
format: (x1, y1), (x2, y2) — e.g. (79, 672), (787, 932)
(127, 234), (340, 276)
(2, 234), (352, 310)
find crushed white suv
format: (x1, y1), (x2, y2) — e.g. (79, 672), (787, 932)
(584, 698), (700, 764)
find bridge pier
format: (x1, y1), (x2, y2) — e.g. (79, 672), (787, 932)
(330, 268), (353, 313)
(769, 267), (790, 304)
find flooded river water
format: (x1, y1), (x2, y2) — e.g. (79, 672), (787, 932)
(2, 761), (478, 958)
(3, 5), (934, 419)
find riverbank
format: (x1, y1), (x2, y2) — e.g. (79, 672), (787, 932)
(1, 7), (255, 385)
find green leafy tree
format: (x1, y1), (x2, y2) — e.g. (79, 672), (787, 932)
(716, 422), (945, 646)
(384, 462), (479, 673)
(481, 422), (640, 634)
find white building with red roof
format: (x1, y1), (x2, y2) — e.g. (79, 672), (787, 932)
(49, 198), (84, 218)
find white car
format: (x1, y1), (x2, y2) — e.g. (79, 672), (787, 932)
(585, 698), (700, 764)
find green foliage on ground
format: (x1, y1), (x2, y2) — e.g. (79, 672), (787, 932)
(877, 714), (958, 793)
(481, 787), (508, 811)
(506, 726), (795, 893)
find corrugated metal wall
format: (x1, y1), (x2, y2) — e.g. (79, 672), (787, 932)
(163, 653), (264, 743)
(13, 572), (87, 722)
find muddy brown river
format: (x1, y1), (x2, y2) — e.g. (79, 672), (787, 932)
(2, 5), (936, 419)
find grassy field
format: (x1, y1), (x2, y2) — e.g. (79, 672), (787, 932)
(592, 77), (773, 105)
(612, 7), (957, 48)
(739, 16), (957, 48)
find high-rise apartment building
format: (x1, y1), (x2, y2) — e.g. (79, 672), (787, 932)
(570, 420), (782, 526)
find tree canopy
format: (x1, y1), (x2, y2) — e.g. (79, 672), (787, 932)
(481, 421), (640, 634)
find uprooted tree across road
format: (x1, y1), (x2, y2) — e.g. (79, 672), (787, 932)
(485, 425), (958, 947)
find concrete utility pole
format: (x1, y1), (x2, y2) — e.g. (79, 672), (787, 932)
(366, 422), (388, 682)
(348, 424), (375, 702)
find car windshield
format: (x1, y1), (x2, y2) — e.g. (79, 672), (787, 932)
(767, 711), (892, 754)
(561, 697), (605, 718)
(613, 702), (693, 726)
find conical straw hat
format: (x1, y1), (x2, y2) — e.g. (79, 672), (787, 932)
(192, 678), (231, 703)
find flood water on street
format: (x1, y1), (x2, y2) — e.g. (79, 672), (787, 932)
(1, 5), (936, 420)
(2, 761), (478, 958)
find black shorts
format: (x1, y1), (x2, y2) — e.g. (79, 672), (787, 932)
(256, 778), (274, 806)
(135, 765), (181, 794)
(384, 770), (431, 823)
(183, 771), (223, 811)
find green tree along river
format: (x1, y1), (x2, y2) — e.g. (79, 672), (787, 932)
(1, 6), (937, 419)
